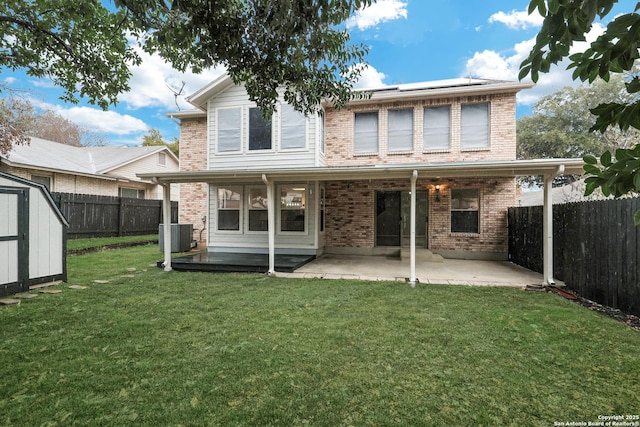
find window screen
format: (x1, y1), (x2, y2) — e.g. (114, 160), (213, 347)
(354, 112), (378, 154)
(281, 104), (306, 149)
(248, 187), (268, 231)
(461, 103), (489, 149)
(388, 109), (413, 152)
(423, 106), (451, 150)
(217, 108), (241, 152)
(280, 186), (306, 232)
(249, 107), (272, 150)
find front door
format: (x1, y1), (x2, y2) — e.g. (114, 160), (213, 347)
(0, 187), (29, 296)
(376, 191), (428, 247)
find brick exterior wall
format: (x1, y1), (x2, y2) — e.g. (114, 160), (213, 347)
(324, 177), (515, 256)
(178, 117), (209, 245)
(323, 92), (517, 166)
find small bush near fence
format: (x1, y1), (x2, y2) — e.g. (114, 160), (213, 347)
(51, 192), (178, 239)
(509, 198), (640, 316)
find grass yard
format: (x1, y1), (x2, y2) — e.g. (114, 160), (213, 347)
(1, 243), (639, 426)
(66, 234), (158, 252)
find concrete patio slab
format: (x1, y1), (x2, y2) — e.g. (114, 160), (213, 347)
(282, 254), (553, 288)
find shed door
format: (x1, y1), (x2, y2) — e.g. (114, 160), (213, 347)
(0, 188), (29, 295)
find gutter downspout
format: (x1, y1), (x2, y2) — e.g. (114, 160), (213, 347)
(262, 174), (275, 275)
(409, 170), (418, 286)
(542, 164), (565, 286)
(162, 183), (172, 272)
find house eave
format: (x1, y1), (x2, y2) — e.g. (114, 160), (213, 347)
(138, 158), (584, 185)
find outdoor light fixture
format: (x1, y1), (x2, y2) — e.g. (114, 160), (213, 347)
(435, 184), (441, 202)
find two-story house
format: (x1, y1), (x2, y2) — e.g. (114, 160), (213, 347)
(140, 73), (583, 284)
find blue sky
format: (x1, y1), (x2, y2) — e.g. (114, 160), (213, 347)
(2, 0), (636, 146)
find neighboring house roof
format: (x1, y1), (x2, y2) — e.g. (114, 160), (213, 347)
(516, 179), (617, 206)
(1, 137), (178, 182)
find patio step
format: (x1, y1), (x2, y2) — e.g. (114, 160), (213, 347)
(400, 248), (444, 263)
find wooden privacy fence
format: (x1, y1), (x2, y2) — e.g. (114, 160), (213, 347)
(51, 192), (178, 238)
(508, 198), (640, 316)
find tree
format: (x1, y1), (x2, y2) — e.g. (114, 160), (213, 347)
(30, 110), (83, 146)
(0, 95), (34, 155)
(520, 0), (640, 217)
(142, 128), (179, 157)
(1, 0), (371, 149)
(518, 72), (640, 160)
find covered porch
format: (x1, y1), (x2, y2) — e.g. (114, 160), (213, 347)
(139, 158), (584, 286)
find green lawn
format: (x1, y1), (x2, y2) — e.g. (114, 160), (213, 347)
(1, 244), (639, 426)
(66, 234), (158, 251)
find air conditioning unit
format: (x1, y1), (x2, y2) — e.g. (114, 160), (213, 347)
(159, 223), (193, 253)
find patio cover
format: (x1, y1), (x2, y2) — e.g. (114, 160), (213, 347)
(139, 158), (585, 286)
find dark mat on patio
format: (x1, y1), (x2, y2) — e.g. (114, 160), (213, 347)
(157, 252), (316, 273)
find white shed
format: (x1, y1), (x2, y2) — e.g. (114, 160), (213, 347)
(0, 172), (68, 296)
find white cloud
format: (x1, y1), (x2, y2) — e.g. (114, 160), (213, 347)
(119, 44), (225, 111)
(346, 0), (408, 31)
(31, 99), (148, 135)
(352, 64), (387, 89)
(489, 9), (544, 30)
(2, 77), (16, 85)
(462, 23), (606, 106)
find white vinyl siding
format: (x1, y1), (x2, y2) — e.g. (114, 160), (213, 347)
(217, 108), (242, 152)
(207, 85), (323, 170)
(354, 111), (378, 154)
(388, 109), (413, 152)
(423, 106), (451, 150)
(461, 103), (489, 149)
(281, 104), (306, 149)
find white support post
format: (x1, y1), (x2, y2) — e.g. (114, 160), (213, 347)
(542, 165), (564, 286)
(262, 174), (275, 275)
(409, 170), (418, 286)
(162, 183), (172, 272)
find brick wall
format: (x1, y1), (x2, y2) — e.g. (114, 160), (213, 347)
(178, 117), (209, 244)
(323, 92), (517, 166)
(324, 177), (515, 255)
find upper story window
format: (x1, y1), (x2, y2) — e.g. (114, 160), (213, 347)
(158, 152), (166, 166)
(249, 107), (272, 150)
(280, 104), (306, 149)
(218, 108), (242, 152)
(423, 105), (451, 150)
(354, 111), (378, 154)
(388, 108), (413, 152)
(451, 188), (479, 234)
(461, 103), (489, 149)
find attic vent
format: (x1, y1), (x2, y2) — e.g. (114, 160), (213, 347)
(158, 152), (166, 166)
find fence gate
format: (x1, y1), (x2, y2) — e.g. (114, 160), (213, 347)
(0, 187), (29, 296)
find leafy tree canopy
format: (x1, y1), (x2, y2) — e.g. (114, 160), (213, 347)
(520, 0), (640, 219)
(1, 0), (370, 118)
(142, 128), (179, 157)
(520, 0), (640, 133)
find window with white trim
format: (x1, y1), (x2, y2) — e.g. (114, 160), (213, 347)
(119, 187), (145, 199)
(388, 108), (413, 152)
(217, 187), (242, 231)
(247, 186), (268, 232)
(461, 103), (489, 149)
(217, 108), (241, 152)
(249, 107), (272, 150)
(158, 152), (166, 166)
(281, 104), (306, 149)
(280, 186), (306, 232)
(451, 188), (479, 233)
(354, 111), (378, 154)
(423, 105), (451, 150)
